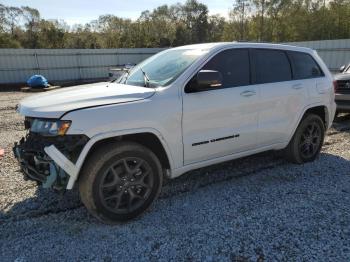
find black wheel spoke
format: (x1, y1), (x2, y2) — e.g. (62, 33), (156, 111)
(99, 156), (154, 214)
(133, 159), (144, 173)
(307, 144), (313, 155)
(105, 190), (123, 201)
(114, 192), (123, 209)
(102, 167), (121, 188)
(122, 159), (133, 174)
(137, 170), (149, 182)
(308, 124), (315, 135)
(300, 144), (308, 153)
(139, 182), (151, 189)
(127, 189), (143, 211)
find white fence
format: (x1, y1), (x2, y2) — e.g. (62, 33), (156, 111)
(0, 48), (165, 84)
(0, 39), (349, 85)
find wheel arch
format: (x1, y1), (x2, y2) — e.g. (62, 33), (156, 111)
(287, 104), (329, 145)
(303, 105), (328, 128)
(73, 129), (174, 187)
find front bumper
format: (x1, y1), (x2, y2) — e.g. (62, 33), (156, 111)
(13, 139), (47, 183)
(13, 133), (88, 190)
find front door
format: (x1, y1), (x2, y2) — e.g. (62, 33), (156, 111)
(182, 48), (260, 165)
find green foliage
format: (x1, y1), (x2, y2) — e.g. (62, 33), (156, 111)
(0, 0), (349, 49)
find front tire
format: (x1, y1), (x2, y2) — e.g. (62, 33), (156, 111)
(79, 142), (163, 224)
(284, 114), (325, 164)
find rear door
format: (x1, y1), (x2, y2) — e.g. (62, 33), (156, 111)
(251, 49), (309, 146)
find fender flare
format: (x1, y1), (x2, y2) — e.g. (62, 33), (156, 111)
(286, 102), (330, 145)
(45, 127), (174, 189)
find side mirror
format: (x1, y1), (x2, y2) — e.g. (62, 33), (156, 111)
(186, 70), (223, 93)
(339, 65), (346, 73)
(197, 70), (223, 88)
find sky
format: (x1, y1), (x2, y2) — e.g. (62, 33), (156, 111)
(2, 0), (233, 25)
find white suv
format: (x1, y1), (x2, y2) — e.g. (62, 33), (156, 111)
(14, 42), (336, 223)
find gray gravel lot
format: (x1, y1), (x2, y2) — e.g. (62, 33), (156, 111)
(1, 91), (350, 261)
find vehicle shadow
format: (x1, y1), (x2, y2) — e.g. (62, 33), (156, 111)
(2, 150), (349, 225)
(0, 183), (82, 223)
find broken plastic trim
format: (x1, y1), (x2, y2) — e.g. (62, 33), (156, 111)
(44, 145), (78, 189)
(42, 162), (67, 189)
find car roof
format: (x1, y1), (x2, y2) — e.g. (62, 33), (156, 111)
(171, 42), (314, 54)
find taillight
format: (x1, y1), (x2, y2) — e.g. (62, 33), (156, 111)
(333, 80), (338, 92)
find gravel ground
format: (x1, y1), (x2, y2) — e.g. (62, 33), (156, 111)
(1, 91), (350, 261)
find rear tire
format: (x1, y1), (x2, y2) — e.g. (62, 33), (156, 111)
(79, 141), (163, 224)
(284, 114), (325, 164)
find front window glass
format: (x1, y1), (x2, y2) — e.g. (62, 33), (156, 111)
(202, 49), (250, 88)
(120, 49), (209, 87)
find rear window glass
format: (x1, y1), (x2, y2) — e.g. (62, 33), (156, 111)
(288, 51), (324, 79)
(252, 49), (292, 84)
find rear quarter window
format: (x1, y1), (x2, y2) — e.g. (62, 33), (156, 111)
(287, 51), (324, 79)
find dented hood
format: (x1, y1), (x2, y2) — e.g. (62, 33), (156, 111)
(18, 82), (155, 119)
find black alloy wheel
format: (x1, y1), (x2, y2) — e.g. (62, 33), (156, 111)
(298, 122), (322, 159)
(284, 114), (325, 164)
(79, 142), (163, 224)
(99, 157), (154, 214)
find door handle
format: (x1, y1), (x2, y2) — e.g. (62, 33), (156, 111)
(240, 90), (256, 97)
(292, 83), (303, 90)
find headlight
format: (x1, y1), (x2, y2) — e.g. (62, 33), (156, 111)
(30, 119), (71, 136)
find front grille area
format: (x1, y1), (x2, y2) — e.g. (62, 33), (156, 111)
(21, 132), (89, 162)
(13, 132), (89, 188)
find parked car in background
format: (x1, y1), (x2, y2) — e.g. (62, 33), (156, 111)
(13, 42), (336, 224)
(334, 63), (350, 112)
(108, 64), (135, 81)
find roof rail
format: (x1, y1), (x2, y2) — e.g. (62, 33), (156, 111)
(235, 40), (279, 44)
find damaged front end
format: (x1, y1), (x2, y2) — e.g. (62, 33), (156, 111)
(13, 117), (89, 191)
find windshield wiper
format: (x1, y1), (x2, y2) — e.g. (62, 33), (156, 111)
(122, 70), (131, 83)
(140, 67), (150, 88)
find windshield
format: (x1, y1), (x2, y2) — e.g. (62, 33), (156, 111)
(119, 48), (209, 87)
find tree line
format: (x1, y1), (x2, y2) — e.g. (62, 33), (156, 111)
(0, 0), (350, 49)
